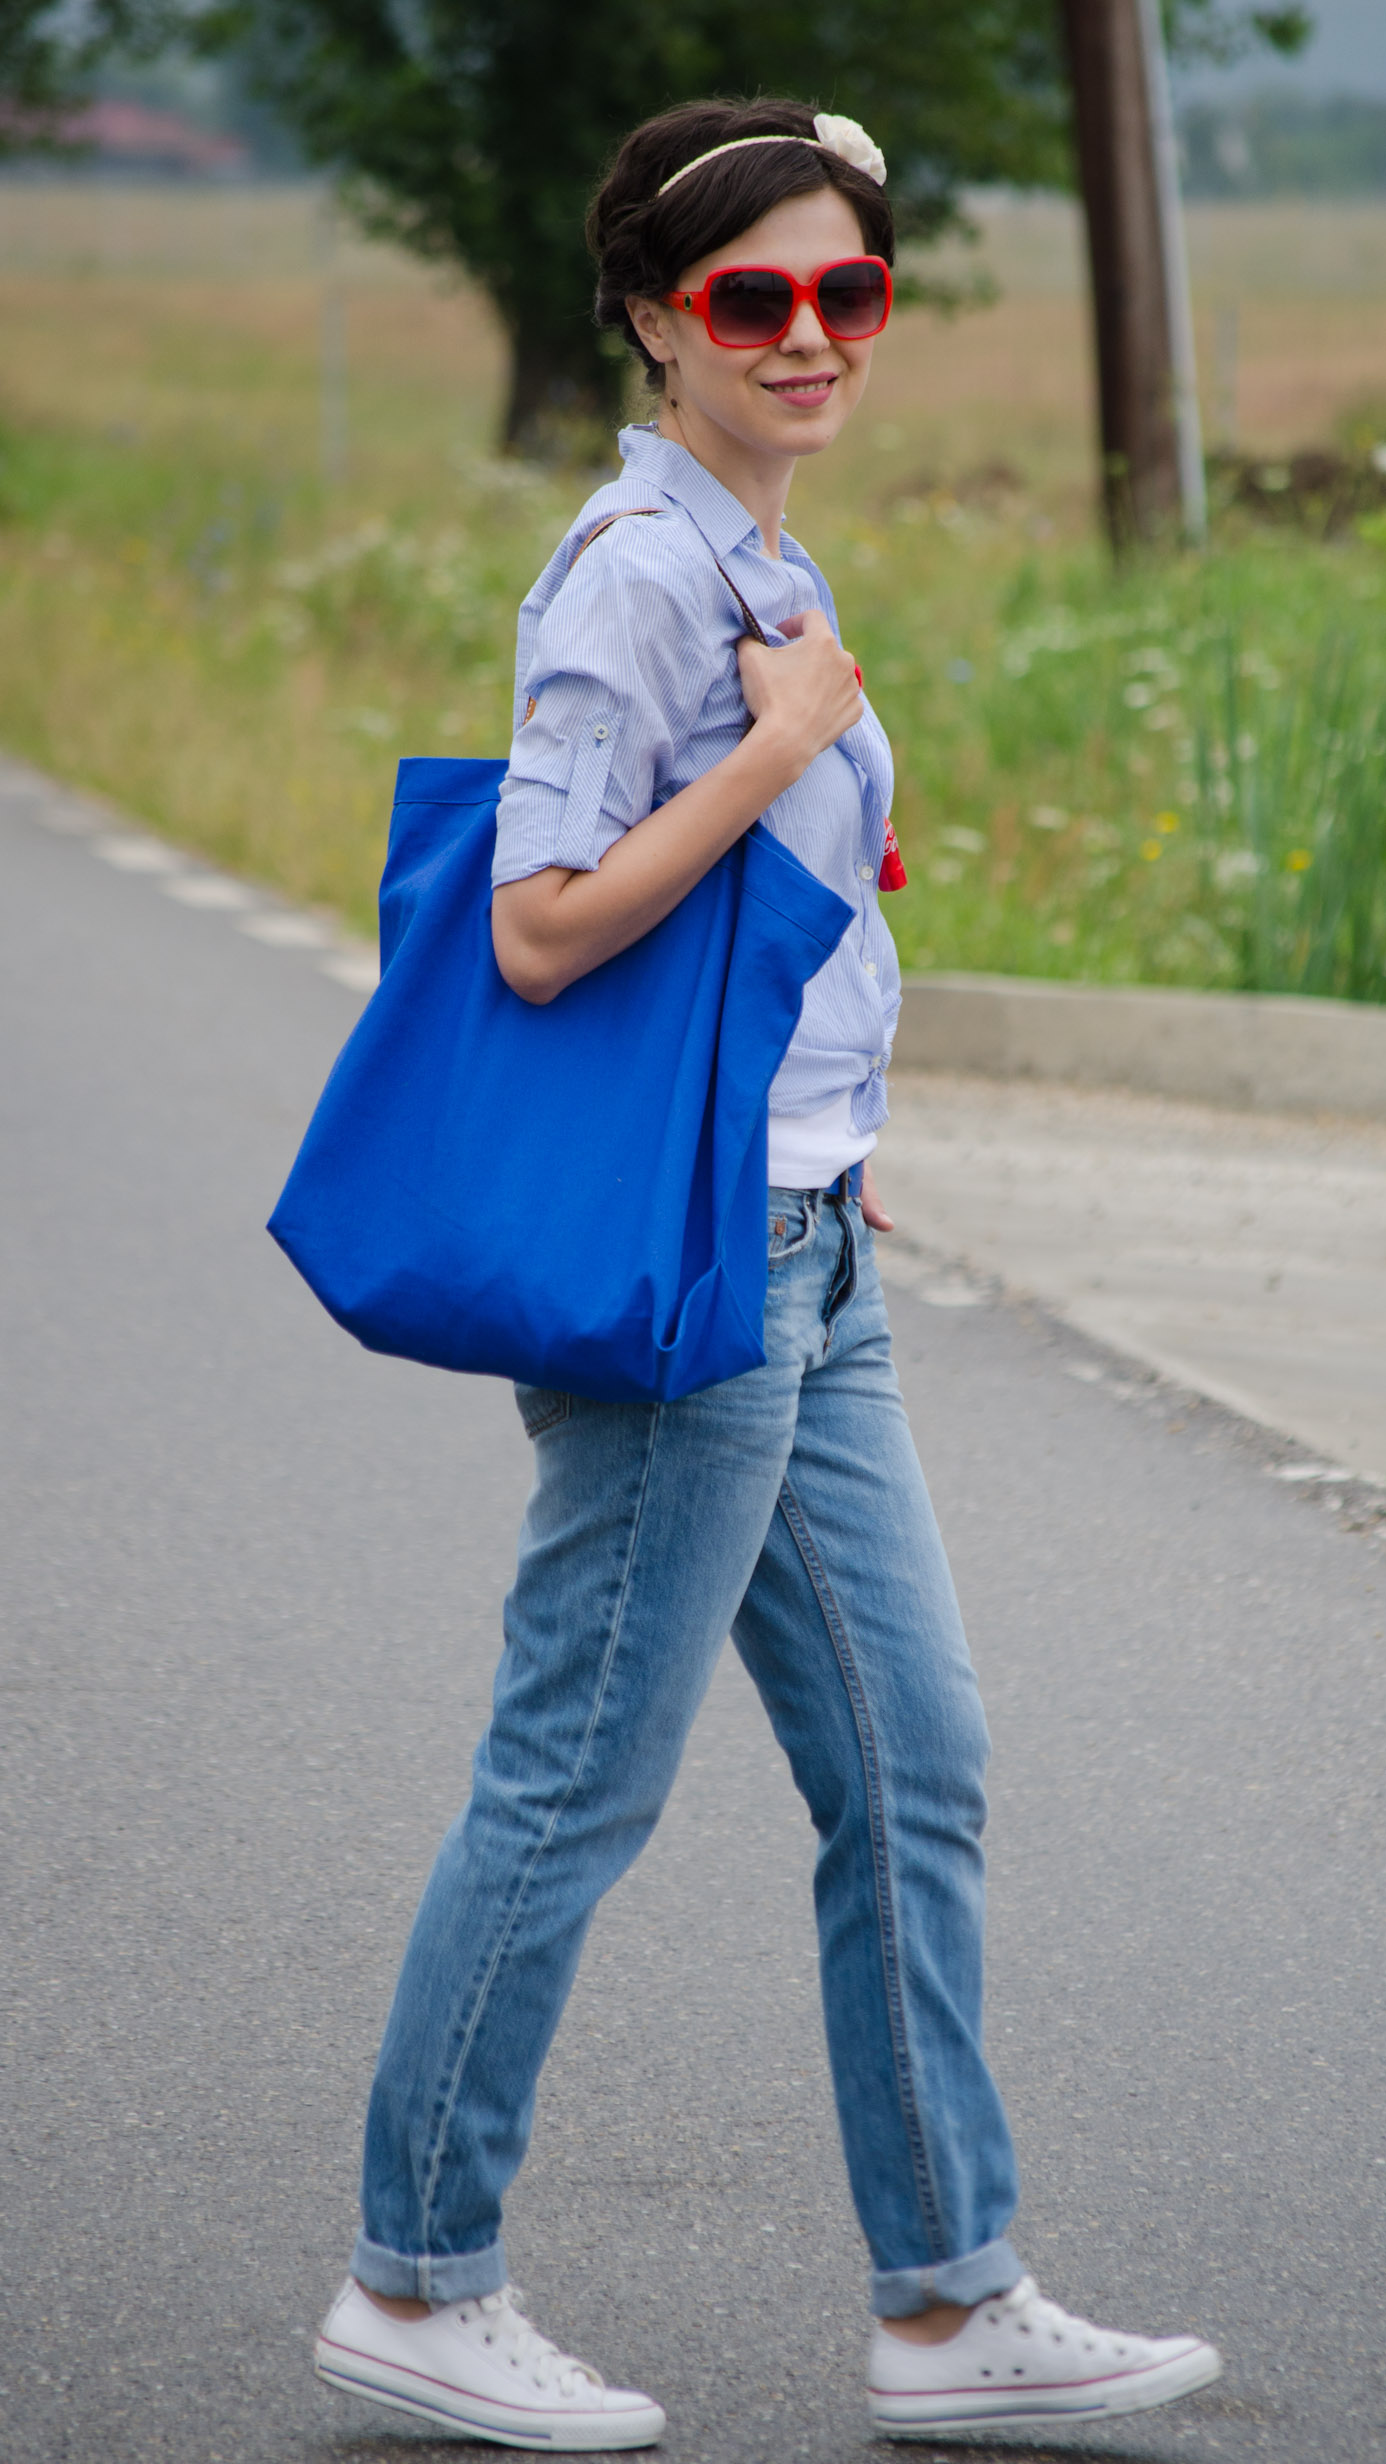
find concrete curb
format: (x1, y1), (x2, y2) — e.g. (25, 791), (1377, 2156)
(893, 973), (1386, 1120)
(5, 746), (1382, 1121)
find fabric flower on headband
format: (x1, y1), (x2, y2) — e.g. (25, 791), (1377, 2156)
(812, 113), (887, 186)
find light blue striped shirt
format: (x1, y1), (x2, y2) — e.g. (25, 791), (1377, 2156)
(493, 423), (901, 1134)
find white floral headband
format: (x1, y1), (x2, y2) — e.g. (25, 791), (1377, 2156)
(656, 113), (887, 200)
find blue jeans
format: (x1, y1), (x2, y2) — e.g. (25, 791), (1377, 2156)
(352, 1188), (1022, 2317)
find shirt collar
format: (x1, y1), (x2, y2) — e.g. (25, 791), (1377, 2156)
(618, 423), (763, 560)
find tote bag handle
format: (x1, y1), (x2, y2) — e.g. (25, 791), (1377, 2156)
(575, 507), (771, 648)
(523, 509), (771, 729)
(268, 513), (855, 1402)
(531, 509), (905, 892)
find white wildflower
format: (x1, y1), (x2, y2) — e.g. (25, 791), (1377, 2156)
(1213, 848), (1261, 886)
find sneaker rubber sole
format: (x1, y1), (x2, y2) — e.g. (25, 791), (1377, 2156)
(315, 2334), (666, 2449)
(869, 2337), (1222, 2437)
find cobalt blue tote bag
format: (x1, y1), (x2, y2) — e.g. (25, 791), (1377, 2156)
(268, 756), (852, 1403)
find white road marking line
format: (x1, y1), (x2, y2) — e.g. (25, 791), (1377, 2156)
(161, 874), (257, 911)
(319, 950), (380, 993)
(1272, 1462), (1351, 1484)
(238, 913), (332, 949)
(11, 761), (389, 996)
(95, 836), (185, 873)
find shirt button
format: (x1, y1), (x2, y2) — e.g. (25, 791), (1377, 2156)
(858, 863), (873, 881)
(864, 960), (877, 977)
(593, 723), (609, 740)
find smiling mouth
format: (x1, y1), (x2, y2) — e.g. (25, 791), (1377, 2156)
(761, 373), (839, 401)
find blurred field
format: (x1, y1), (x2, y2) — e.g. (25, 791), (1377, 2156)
(1, 180), (1384, 986)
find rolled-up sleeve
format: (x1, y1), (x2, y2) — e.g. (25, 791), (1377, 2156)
(492, 516), (720, 886)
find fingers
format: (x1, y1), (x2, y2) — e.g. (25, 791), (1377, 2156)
(735, 633), (772, 716)
(736, 628), (856, 689)
(768, 608), (835, 645)
(860, 1161), (894, 1231)
(736, 620), (863, 753)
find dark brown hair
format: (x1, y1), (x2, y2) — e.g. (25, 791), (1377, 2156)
(587, 98), (895, 390)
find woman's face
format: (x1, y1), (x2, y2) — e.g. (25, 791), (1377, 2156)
(630, 187), (879, 464)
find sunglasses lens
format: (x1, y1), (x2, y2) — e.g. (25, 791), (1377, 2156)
(817, 260), (889, 338)
(707, 267), (794, 345)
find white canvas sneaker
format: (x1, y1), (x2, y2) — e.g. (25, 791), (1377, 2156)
(868, 2274), (1221, 2437)
(314, 2277), (666, 2449)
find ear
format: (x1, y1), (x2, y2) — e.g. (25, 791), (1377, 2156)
(627, 295), (678, 368)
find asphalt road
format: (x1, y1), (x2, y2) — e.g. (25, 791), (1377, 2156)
(2, 769), (1384, 2464)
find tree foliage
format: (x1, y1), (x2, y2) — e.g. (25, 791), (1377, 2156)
(195, 0), (1075, 451)
(193, 0), (1309, 454)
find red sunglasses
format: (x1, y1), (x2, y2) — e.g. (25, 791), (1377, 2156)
(665, 256), (893, 350)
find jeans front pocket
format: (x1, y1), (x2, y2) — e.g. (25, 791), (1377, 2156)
(514, 1384), (573, 1439)
(768, 1190), (818, 1268)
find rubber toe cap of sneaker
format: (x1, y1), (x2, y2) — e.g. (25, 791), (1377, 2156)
(602, 2390), (666, 2422)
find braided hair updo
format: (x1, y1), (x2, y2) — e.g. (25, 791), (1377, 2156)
(587, 98), (895, 392)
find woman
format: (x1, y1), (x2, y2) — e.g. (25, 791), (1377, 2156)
(313, 97), (1221, 2447)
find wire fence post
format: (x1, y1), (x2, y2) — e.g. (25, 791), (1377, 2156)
(1214, 300), (1240, 452)
(317, 190), (348, 489)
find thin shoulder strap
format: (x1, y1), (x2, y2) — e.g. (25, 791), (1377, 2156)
(523, 505), (771, 724)
(705, 550), (769, 647)
(571, 505), (770, 645)
(520, 510), (658, 720)
(570, 507), (662, 563)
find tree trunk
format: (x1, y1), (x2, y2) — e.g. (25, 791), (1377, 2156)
(501, 312), (629, 463)
(1061, 0), (1180, 550)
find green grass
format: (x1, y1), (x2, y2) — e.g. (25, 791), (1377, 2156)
(1, 244), (1385, 993)
(0, 404), (565, 930)
(828, 518), (1386, 996)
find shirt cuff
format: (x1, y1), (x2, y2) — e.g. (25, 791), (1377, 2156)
(493, 711), (624, 882)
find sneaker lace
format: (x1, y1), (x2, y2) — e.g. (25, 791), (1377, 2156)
(983, 2275), (1134, 2362)
(474, 2287), (603, 2397)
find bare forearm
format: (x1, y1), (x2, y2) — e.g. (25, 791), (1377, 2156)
(492, 718), (804, 1003)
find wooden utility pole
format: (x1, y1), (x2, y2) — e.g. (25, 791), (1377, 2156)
(1061, 0), (1204, 551)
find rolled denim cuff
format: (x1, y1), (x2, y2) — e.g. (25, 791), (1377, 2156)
(350, 2230), (509, 2309)
(872, 2236), (1025, 2317)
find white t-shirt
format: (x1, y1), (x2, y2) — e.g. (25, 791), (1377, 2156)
(767, 1086), (877, 1191)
